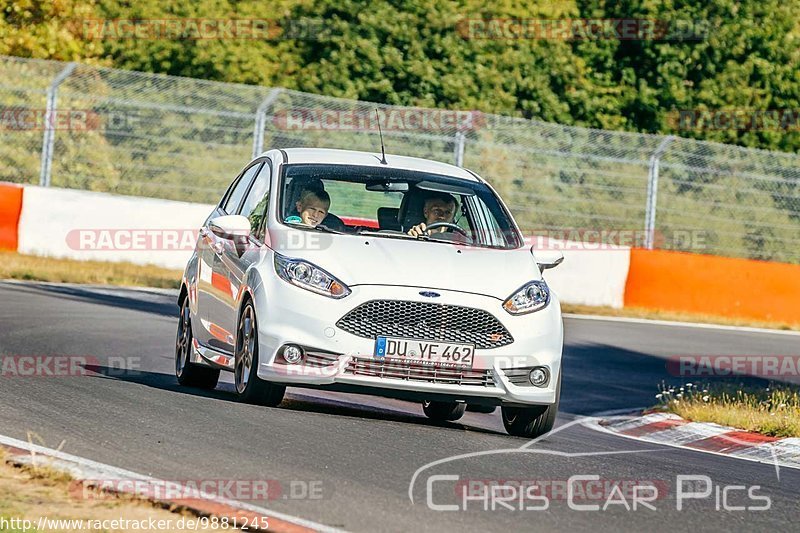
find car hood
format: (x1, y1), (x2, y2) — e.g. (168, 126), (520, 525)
(270, 231), (540, 300)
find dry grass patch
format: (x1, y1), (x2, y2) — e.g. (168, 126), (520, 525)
(0, 456), (225, 532)
(654, 382), (800, 438)
(0, 251), (181, 289)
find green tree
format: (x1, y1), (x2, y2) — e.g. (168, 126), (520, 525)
(0, 0), (105, 62)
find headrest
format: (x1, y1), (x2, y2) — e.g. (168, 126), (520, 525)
(398, 188), (430, 232)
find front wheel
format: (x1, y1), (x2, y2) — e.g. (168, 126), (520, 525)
(234, 302), (285, 407)
(501, 372), (561, 438)
(175, 297), (220, 389)
(422, 401), (466, 422)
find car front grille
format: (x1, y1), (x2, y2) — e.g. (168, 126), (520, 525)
(335, 300), (513, 349)
(345, 357), (495, 387)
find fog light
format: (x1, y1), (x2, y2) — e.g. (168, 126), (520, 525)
(282, 345), (303, 364)
(529, 367), (549, 387)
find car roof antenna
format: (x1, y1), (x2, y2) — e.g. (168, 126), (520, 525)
(375, 108), (388, 165)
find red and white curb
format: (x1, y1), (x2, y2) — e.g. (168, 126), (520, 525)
(590, 412), (800, 475)
(0, 434), (345, 533)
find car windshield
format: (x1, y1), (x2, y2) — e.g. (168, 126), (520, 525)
(278, 163), (522, 249)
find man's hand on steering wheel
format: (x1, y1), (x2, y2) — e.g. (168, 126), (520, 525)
(407, 221), (468, 238)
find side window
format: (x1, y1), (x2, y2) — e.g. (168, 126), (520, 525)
(222, 163), (262, 214)
(240, 161), (272, 239)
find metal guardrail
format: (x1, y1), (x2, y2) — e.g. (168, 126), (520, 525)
(1, 55), (798, 262)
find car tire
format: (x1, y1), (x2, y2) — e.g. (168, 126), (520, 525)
(422, 401), (467, 422)
(466, 404), (497, 414)
(501, 371), (561, 438)
(175, 296), (220, 389)
(234, 301), (285, 407)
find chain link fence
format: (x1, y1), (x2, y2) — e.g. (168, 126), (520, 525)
(1, 55), (798, 262)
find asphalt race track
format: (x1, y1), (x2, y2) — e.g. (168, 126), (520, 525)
(1, 281), (798, 532)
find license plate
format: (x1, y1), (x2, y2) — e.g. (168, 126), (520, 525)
(374, 336), (475, 367)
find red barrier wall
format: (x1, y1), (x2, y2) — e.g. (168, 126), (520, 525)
(0, 183), (23, 251)
(625, 249), (800, 325)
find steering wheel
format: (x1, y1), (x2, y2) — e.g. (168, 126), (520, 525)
(425, 222), (469, 236)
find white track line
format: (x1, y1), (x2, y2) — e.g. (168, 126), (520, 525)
(564, 313), (800, 336)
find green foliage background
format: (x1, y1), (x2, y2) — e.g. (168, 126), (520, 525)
(2, 0), (799, 153)
(1, 0), (798, 262)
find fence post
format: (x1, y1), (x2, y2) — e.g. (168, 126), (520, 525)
(39, 62), (77, 187)
(644, 135), (675, 249)
(252, 88), (282, 159)
(453, 131), (466, 167)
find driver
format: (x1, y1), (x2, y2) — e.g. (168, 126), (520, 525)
(407, 192), (458, 238)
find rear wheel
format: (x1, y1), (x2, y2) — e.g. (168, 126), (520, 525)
(422, 401), (466, 422)
(501, 372), (561, 438)
(175, 297), (220, 389)
(234, 302), (285, 407)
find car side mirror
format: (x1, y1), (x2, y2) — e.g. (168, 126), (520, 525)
(209, 215), (251, 240)
(532, 248), (564, 273)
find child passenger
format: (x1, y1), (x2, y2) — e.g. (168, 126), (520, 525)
(285, 189), (331, 227)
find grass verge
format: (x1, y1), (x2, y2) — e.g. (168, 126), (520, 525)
(654, 382), (800, 438)
(1, 251), (798, 331)
(0, 251), (181, 289)
(0, 454), (224, 532)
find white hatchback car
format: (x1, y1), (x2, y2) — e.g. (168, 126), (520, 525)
(176, 148), (564, 437)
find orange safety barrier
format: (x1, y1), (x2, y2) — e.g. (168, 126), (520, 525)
(625, 249), (800, 325)
(0, 183), (23, 251)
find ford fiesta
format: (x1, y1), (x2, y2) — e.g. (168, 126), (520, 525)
(175, 148), (564, 438)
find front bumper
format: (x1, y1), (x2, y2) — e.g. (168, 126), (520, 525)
(254, 275), (564, 406)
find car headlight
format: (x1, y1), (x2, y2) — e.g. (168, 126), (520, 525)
(274, 253), (351, 299)
(503, 280), (550, 315)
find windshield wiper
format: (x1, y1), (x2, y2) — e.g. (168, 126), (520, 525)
(314, 224), (346, 234)
(356, 228), (418, 240)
